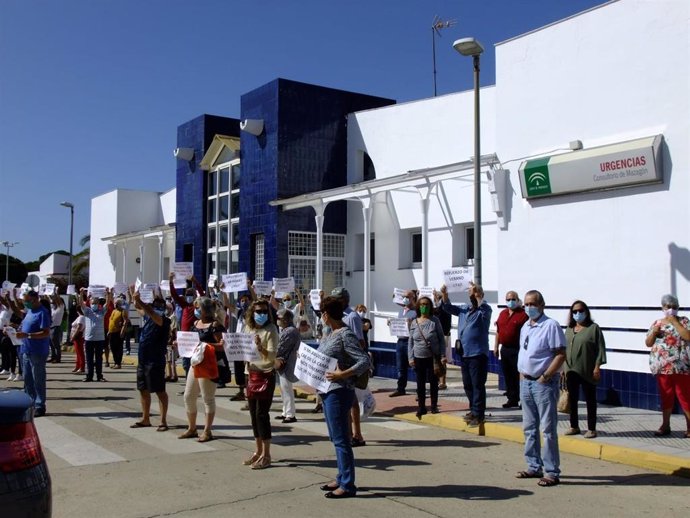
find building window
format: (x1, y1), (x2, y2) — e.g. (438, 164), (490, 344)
(412, 232), (422, 265)
(253, 233), (265, 281)
(465, 226), (475, 262)
(219, 167), (229, 193)
(353, 234), (375, 270)
(363, 152), (376, 181)
(207, 158), (240, 279)
(288, 231), (345, 294)
(231, 164), (241, 190)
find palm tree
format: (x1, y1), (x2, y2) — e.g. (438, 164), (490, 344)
(72, 234), (90, 278)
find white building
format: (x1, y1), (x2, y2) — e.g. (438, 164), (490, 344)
(90, 188), (176, 287)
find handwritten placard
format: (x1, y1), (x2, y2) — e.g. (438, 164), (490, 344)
(44, 283), (56, 296)
(208, 274), (217, 288)
(273, 277), (295, 294)
(176, 331), (200, 358)
(393, 288), (407, 305)
(112, 282), (128, 297)
(418, 286), (435, 300)
(2, 281), (15, 292)
(138, 288), (154, 304)
(389, 317), (410, 337)
(442, 267), (473, 293)
(309, 289), (321, 311)
(66, 284), (76, 295)
(159, 280), (170, 293)
(222, 272), (248, 293)
(253, 280), (273, 296)
(88, 286), (106, 299)
(222, 333), (260, 362)
(4, 327), (23, 346)
(295, 343), (337, 393)
(172, 262), (193, 288)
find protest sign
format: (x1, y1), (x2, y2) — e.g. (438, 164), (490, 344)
(88, 286), (106, 299)
(176, 331), (200, 358)
(4, 327), (23, 346)
(309, 289), (321, 311)
(294, 343), (337, 393)
(112, 282), (128, 297)
(392, 288), (406, 305)
(252, 280), (273, 296)
(2, 281), (15, 292)
(208, 274), (217, 288)
(138, 288), (154, 304)
(159, 280), (170, 293)
(45, 284), (57, 296)
(222, 333), (260, 362)
(389, 317), (410, 337)
(66, 285), (76, 295)
(418, 286), (435, 300)
(172, 262), (193, 288)
(222, 272), (248, 293)
(442, 267), (473, 293)
(273, 277), (295, 294)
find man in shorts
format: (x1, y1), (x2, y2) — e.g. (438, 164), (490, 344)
(129, 287), (171, 431)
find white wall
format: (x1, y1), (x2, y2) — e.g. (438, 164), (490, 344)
(494, 0), (690, 371)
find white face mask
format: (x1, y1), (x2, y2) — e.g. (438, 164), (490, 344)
(357, 311), (366, 319)
(663, 308), (678, 317)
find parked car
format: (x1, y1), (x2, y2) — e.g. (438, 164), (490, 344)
(0, 389), (52, 517)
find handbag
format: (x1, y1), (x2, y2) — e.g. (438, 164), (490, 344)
(416, 319), (446, 377)
(190, 342), (207, 367)
(247, 370), (274, 400)
(557, 374), (570, 414)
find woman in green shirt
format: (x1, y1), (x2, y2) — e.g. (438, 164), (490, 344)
(564, 300), (607, 438)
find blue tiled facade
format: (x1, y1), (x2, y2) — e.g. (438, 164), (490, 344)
(175, 114), (239, 280)
(238, 78), (394, 280)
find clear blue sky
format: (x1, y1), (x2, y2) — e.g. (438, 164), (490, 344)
(0, 0), (608, 263)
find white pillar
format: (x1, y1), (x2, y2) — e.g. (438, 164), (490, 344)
(361, 198), (372, 309)
(418, 184), (434, 287)
(122, 245), (127, 283)
(139, 241), (145, 281)
(158, 235), (164, 283)
(314, 202), (326, 290)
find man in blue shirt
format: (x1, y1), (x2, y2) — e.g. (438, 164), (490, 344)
(516, 290), (565, 487)
(15, 290), (51, 416)
(441, 282), (492, 426)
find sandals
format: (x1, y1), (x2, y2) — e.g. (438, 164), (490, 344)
(654, 427), (671, 437)
(564, 428), (581, 436)
(538, 477), (560, 487)
(178, 429), (199, 439)
(156, 424), (169, 432)
(130, 422), (152, 428)
(516, 470), (543, 479)
(197, 430), (213, 443)
(251, 455), (271, 470)
(243, 453), (261, 466)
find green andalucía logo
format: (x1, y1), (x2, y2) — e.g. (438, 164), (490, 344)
(523, 157), (552, 197)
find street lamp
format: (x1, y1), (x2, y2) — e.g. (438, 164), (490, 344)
(60, 202), (74, 287)
(2, 241), (19, 283)
(453, 37), (484, 285)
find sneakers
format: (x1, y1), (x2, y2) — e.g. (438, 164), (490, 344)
(502, 401), (520, 409)
(230, 391), (246, 401)
(388, 391), (406, 398)
(282, 416), (297, 424)
(583, 430), (598, 439)
(564, 427), (581, 436)
(6, 373), (14, 381)
(13, 374), (23, 382)
(466, 417), (485, 427)
(0, 369), (8, 375)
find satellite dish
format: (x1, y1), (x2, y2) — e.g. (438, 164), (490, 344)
(26, 274), (41, 288)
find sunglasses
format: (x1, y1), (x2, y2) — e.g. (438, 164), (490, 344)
(254, 309), (268, 315)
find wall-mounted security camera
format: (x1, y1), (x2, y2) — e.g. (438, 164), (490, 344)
(174, 147), (195, 161)
(240, 119), (264, 136)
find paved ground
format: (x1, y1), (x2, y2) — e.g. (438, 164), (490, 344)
(4, 355), (690, 518)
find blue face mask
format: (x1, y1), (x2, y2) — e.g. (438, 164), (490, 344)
(254, 313), (268, 326)
(573, 311), (586, 323)
(194, 309), (201, 319)
(186, 296), (194, 304)
(506, 300), (517, 310)
(402, 297), (410, 306)
(525, 306), (541, 320)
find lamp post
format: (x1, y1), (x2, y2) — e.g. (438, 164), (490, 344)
(2, 241), (19, 282)
(453, 37), (484, 285)
(60, 202), (74, 287)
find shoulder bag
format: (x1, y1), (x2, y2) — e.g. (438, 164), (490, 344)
(557, 373), (570, 414)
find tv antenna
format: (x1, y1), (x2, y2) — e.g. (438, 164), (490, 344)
(432, 16), (457, 97)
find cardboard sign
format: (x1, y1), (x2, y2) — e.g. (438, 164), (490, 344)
(442, 267), (473, 293)
(222, 272), (248, 293)
(273, 277), (295, 294)
(222, 333), (260, 362)
(389, 317), (410, 337)
(176, 331), (200, 359)
(294, 343), (337, 393)
(252, 281), (273, 296)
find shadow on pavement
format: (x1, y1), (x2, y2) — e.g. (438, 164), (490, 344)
(48, 396), (132, 401)
(359, 484), (533, 500)
(283, 458), (431, 471)
(374, 438), (501, 449)
(46, 411), (140, 419)
(561, 473), (690, 485)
